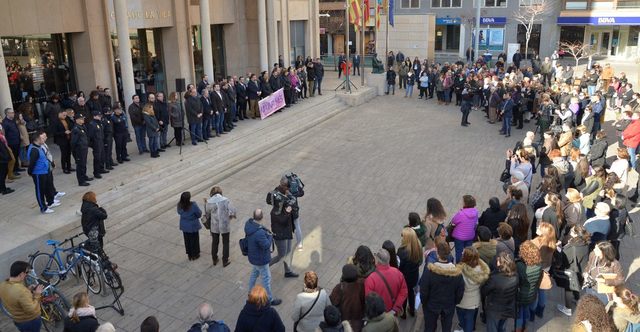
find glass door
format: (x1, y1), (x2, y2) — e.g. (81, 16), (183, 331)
(601, 32), (610, 55)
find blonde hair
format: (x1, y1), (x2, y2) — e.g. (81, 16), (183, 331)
(566, 188), (582, 203)
(537, 222), (557, 250)
(400, 227), (422, 264)
(142, 103), (155, 116)
(248, 285), (269, 308)
(70, 292), (90, 323)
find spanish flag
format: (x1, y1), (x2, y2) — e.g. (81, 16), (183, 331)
(364, 0), (370, 25)
(349, 0), (362, 32)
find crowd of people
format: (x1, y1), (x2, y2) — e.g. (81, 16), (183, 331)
(2, 50), (640, 332)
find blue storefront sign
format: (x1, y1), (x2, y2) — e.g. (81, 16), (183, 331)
(480, 17), (507, 25)
(557, 16), (640, 25)
(436, 17), (461, 25)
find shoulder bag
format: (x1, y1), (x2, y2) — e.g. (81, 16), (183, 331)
(374, 270), (400, 314)
(293, 289), (322, 332)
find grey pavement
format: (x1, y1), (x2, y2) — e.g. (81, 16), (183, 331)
(1, 80), (639, 332)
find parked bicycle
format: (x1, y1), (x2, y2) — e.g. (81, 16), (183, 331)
(29, 233), (103, 294)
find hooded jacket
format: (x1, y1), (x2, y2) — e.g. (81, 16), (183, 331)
(420, 262), (465, 312)
(479, 199), (507, 237)
(244, 219), (273, 266)
(451, 208), (478, 241)
(473, 240), (497, 268)
(457, 260), (490, 309)
(234, 302), (285, 332)
(362, 312), (398, 332)
(81, 200), (108, 238)
(481, 270), (519, 319)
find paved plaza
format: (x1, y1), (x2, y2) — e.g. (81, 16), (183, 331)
(2, 81), (640, 331)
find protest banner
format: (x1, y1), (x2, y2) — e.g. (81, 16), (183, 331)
(259, 88), (286, 120)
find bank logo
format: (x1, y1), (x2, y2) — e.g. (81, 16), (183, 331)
(598, 17), (615, 24)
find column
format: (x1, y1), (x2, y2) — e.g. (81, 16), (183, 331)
(200, 0), (214, 80)
(266, 0), (278, 67)
(327, 33), (333, 55)
(0, 52), (12, 112)
(459, 24), (466, 59)
(258, 0), (269, 71)
(280, 0), (291, 66)
(114, 0), (136, 107)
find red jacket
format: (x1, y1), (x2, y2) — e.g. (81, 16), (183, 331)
(364, 264), (408, 313)
(623, 119), (640, 148)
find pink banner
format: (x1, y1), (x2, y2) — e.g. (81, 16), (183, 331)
(259, 88), (286, 120)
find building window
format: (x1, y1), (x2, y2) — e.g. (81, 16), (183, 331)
(617, 0), (640, 8)
(485, 0), (507, 7)
(401, 0), (420, 8)
(290, 21), (306, 64)
(2, 33), (76, 107)
(628, 26), (640, 47)
(520, 0), (544, 5)
(564, 0), (588, 9)
(432, 0), (462, 7)
(517, 23), (541, 56)
(559, 26), (585, 44)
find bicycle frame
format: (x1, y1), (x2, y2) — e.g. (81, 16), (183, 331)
(37, 234), (88, 279)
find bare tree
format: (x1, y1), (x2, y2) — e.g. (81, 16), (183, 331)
(512, 0), (553, 59)
(560, 41), (596, 67)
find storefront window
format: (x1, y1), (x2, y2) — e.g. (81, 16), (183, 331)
(290, 21), (307, 63)
(431, 0), (462, 7)
(191, 25), (226, 83)
(564, 0), (588, 9)
(617, 0), (640, 8)
(560, 26), (585, 44)
(628, 26), (640, 47)
(485, 0), (507, 7)
(517, 24), (541, 57)
(2, 34), (76, 106)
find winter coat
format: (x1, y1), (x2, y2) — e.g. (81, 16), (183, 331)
(481, 270), (519, 319)
(1, 117), (20, 146)
(451, 208), (478, 241)
(473, 240), (497, 268)
(559, 131), (574, 157)
(185, 95), (203, 125)
(362, 312), (399, 332)
(516, 260), (542, 305)
(329, 280), (365, 332)
(244, 219), (273, 266)
(584, 252), (624, 288)
(397, 247), (422, 289)
(177, 202), (202, 233)
(143, 112), (159, 137)
(364, 265), (408, 313)
(457, 260), (490, 309)
(187, 320), (230, 332)
(420, 262), (465, 313)
(406, 223), (427, 248)
(80, 200), (108, 238)
(315, 321), (354, 332)
(555, 238), (589, 291)
(63, 314), (99, 332)
(588, 138), (608, 168)
(386, 71), (396, 85)
(582, 176), (604, 210)
(291, 289), (331, 332)
(496, 238), (515, 258)
(169, 102), (184, 128)
(478, 206), (507, 238)
(623, 120), (640, 149)
(204, 194), (236, 234)
(127, 103), (144, 126)
(266, 188), (296, 240)
(234, 302), (285, 332)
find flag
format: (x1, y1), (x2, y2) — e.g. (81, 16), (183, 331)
(376, 0), (382, 30)
(348, 0), (362, 32)
(364, 0), (370, 25)
(388, 0), (394, 27)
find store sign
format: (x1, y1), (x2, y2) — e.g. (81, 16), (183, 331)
(480, 17), (507, 25)
(557, 16), (640, 25)
(436, 17), (461, 25)
(107, 0), (175, 29)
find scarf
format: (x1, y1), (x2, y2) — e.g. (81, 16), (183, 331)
(68, 305), (96, 318)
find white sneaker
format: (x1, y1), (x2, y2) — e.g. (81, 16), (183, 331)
(42, 208), (55, 214)
(49, 201), (61, 208)
(54, 192), (66, 199)
(556, 304), (572, 316)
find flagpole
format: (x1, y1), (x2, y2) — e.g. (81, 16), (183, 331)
(345, 0), (351, 93)
(361, 0), (365, 86)
(385, 1), (389, 70)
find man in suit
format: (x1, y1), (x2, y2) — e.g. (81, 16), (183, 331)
(247, 74), (261, 119)
(197, 74), (209, 96)
(200, 89), (213, 140)
(211, 83), (226, 136)
(185, 89), (203, 145)
(353, 54), (361, 76)
(236, 76), (248, 120)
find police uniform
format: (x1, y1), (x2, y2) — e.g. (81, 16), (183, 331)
(86, 111), (106, 178)
(101, 109), (115, 169)
(70, 115), (90, 186)
(112, 111), (129, 163)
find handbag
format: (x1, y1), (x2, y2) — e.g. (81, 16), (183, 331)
(540, 270), (553, 290)
(374, 270), (402, 316)
(293, 288), (322, 332)
(445, 223), (455, 243)
(500, 167), (511, 183)
(201, 214), (211, 230)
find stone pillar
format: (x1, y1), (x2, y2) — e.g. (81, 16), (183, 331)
(258, 0), (269, 71)
(279, 0), (291, 67)
(0, 52), (12, 112)
(162, 0), (194, 93)
(266, 0), (278, 67)
(200, 0), (214, 80)
(114, 0), (136, 107)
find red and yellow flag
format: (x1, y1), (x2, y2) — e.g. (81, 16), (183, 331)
(375, 0), (382, 30)
(364, 0), (370, 25)
(348, 0), (362, 32)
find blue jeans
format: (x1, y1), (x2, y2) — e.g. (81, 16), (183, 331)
(456, 307), (477, 332)
(189, 123), (202, 144)
(202, 118), (211, 140)
(444, 88), (452, 103)
(14, 317), (42, 332)
(454, 239), (474, 263)
(133, 125), (148, 153)
(405, 84), (414, 97)
(516, 303), (536, 329)
(315, 77), (323, 94)
(248, 263), (273, 301)
(588, 85), (596, 96)
(535, 288), (547, 312)
(502, 116), (512, 135)
(386, 84), (395, 94)
(215, 113), (225, 135)
(148, 134), (159, 154)
(628, 146), (637, 169)
(159, 125), (168, 147)
(231, 104), (237, 121)
(485, 312), (507, 332)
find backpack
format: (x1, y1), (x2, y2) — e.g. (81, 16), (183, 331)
(239, 227), (260, 256)
(187, 321), (231, 332)
(284, 173), (305, 197)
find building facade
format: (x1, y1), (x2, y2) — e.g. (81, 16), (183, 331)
(1, 0), (320, 111)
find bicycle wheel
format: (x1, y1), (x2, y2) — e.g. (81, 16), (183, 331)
(65, 254), (80, 278)
(30, 253), (61, 286)
(79, 258), (102, 294)
(41, 301), (65, 330)
(103, 268), (123, 290)
(51, 289), (71, 312)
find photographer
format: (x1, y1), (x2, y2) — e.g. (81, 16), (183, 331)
(460, 84), (474, 127)
(508, 148), (533, 188)
(266, 179), (299, 279)
(537, 94), (555, 137)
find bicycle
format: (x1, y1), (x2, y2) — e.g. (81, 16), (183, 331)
(1, 269), (70, 332)
(29, 233), (103, 295)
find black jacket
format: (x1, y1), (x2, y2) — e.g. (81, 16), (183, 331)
(555, 239), (589, 291)
(52, 117), (73, 146)
(269, 75), (282, 91)
(236, 82), (247, 103)
(112, 114), (128, 136)
(479, 207), (507, 238)
(200, 96), (214, 119)
(266, 188), (295, 240)
(63, 315), (99, 332)
(185, 95), (203, 125)
(211, 90), (226, 114)
(86, 119), (104, 150)
(397, 247), (421, 288)
(247, 81), (260, 100)
(481, 271), (518, 319)
(128, 103), (144, 126)
(588, 138), (608, 168)
(81, 200), (108, 238)
(260, 77), (273, 96)
(234, 302), (285, 332)
(154, 100), (169, 126)
(419, 262), (464, 313)
(0, 141), (10, 164)
(315, 62), (324, 79)
(70, 125), (89, 153)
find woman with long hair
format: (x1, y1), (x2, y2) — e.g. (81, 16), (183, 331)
(482, 252), (519, 332)
(168, 91), (184, 146)
(177, 191), (202, 260)
(530, 222), (557, 321)
(515, 241), (543, 330)
(382, 240), (398, 270)
(235, 285), (285, 332)
(64, 292), (99, 332)
(456, 247), (490, 332)
(350, 245), (375, 278)
(563, 189), (586, 242)
(397, 228), (423, 318)
(571, 294), (615, 332)
(142, 103), (160, 158)
(506, 203), (530, 257)
(582, 166), (607, 219)
(534, 193), (564, 238)
(556, 225), (591, 316)
(424, 198), (447, 248)
(406, 212), (427, 248)
(608, 285), (640, 331)
(584, 241), (625, 303)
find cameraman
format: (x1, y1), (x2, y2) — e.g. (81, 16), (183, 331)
(266, 179), (299, 279)
(537, 94), (555, 139)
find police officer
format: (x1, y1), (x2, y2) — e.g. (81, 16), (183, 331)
(101, 107), (116, 170)
(112, 104), (130, 163)
(86, 111), (107, 179)
(70, 114), (91, 186)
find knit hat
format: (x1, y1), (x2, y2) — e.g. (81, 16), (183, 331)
(323, 305), (341, 327)
(341, 264), (358, 282)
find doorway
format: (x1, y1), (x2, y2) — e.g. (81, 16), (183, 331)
(601, 32), (610, 55)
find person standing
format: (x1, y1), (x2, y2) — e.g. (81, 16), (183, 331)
(314, 58), (324, 96)
(460, 84), (473, 127)
(27, 132), (56, 213)
(101, 107), (115, 170)
(481, 252), (519, 332)
(2, 108), (22, 177)
(86, 111), (107, 179)
(185, 89), (203, 145)
(329, 264), (365, 331)
(111, 105), (129, 163)
(211, 83), (226, 136)
(0, 128), (14, 195)
(142, 104), (161, 158)
(338, 53), (346, 79)
(267, 180), (299, 278)
(167, 92), (184, 146)
(80, 191), (108, 249)
(154, 92), (169, 149)
(235, 285), (285, 331)
(128, 95), (147, 154)
(385, 67), (397, 95)
(71, 114), (91, 186)
(200, 89), (213, 141)
(247, 74), (262, 119)
(456, 247), (490, 332)
(236, 76), (248, 120)
(499, 93), (514, 138)
(515, 241), (543, 331)
(397, 228), (422, 319)
(204, 186), (237, 267)
(364, 249), (408, 315)
(451, 195), (479, 263)
(177, 191), (202, 261)
(405, 71), (415, 98)
(0, 261), (44, 332)
(292, 271), (331, 332)
(245, 209), (282, 306)
(52, 109), (73, 174)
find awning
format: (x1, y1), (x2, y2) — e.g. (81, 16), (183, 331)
(557, 16), (640, 25)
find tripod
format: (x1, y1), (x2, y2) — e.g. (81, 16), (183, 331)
(334, 74), (358, 91)
(166, 92), (209, 161)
